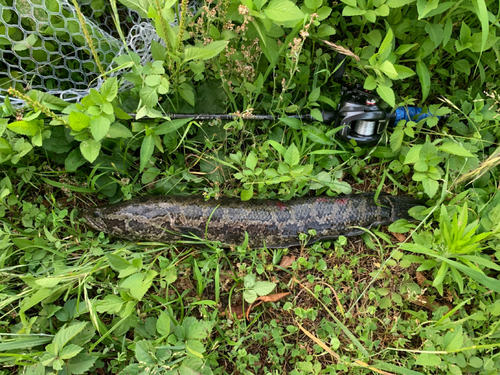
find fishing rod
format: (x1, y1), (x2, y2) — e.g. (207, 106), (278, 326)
(131, 53), (447, 145)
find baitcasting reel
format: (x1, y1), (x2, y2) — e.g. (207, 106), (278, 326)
(132, 53), (446, 145)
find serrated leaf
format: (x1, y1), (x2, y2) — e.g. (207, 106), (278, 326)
(364, 75), (377, 90)
(393, 65), (416, 80)
(253, 281), (277, 297)
(100, 77), (118, 102)
(90, 116), (111, 142)
(244, 274), (256, 288)
(135, 340), (156, 365)
(96, 295), (124, 314)
(69, 112), (91, 131)
(422, 176), (439, 198)
(243, 289), (258, 304)
(376, 85), (395, 107)
(379, 60), (398, 79)
(7, 120), (40, 136)
(80, 139), (101, 163)
(67, 353), (97, 375)
(53, 322), (87, 351)
(390, 122), (404, 152)
(60, 344), (83, 360)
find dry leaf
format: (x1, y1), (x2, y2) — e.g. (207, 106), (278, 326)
(256, 292), (291, 303)
(416, 271), (427, 286)
(391, 232), (407, 242)
(279, 255), (296, 268)
(221, 304), (244, 319)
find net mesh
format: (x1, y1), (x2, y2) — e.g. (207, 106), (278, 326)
(0, 0), (199, 105)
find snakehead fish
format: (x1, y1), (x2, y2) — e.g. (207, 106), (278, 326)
(82, 194), (420, 248)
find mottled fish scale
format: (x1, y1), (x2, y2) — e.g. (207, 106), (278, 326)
(82, 194), (421, 248)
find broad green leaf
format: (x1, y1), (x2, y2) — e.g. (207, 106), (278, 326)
(416, 61), (430, 102)
(425, 23), (443, 48)
(363, 29), (382, 47)
(439, 142), (475, 157)
(393, 65), (416, 80)
(90, 116), (111, 142)
(280, 116), (302, 129)
(140, 134), (155, 172)
(246, 151), (258, 171)
(53, 322), (87, 351)
(376, 85), (395, 107)
(305, 0), (322, 10)
(186, 339), (205, 358)
(417, 0), (439, 19)
(108, 122), (133, 138)
(157, 311), (171, 337)
(244, 274), (256, 288)
(241, 186), (254, 201)
(379, 60), (398, 79)
(69, 111), (91, 131)
(135, 340), (156, 366)
(243, 289), (258, 304)
(183, 41), (229, 63)
(66, 353), (97, 375)
(308, 87), (320, 102)
(340, 0), (357, 6)
(80, 139), (101, 163)
(386, 0), (416, 7)
(364, 75), (377, 90)
(60, 344), (83, 360)
(106, 254), (132, 271)
(117, 0), (149, 17)
(343, 6), (366, 16)
(253, 281), (276, 296)
(284, 143), (300, 166)
(139, 86), (158, 109)
(264, 0), (304, 23)
(422, 176), (439, 198)
(310, 108), (323, 122)
(378, 28), (394, 61)
(8, 120), (40, 136)
(96, 295), (124, 314)
(100, 77), (118, 102)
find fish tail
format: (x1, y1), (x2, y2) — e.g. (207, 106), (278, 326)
(387, 195), (423, 221)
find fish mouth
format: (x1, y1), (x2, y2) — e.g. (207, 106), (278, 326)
(82, 207), (108, 233)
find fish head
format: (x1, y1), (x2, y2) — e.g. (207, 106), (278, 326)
(82, 207), (109, 233)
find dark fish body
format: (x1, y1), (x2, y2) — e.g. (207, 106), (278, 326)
(82, 194), (420, 248)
